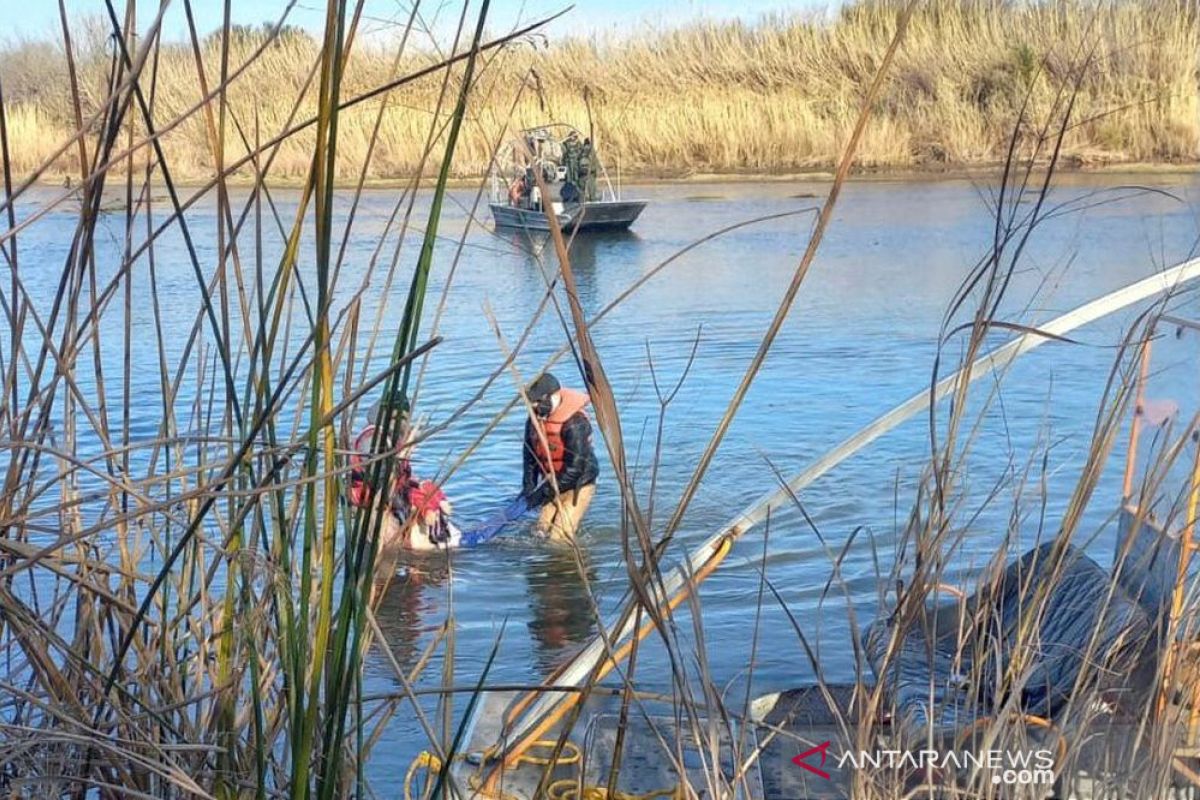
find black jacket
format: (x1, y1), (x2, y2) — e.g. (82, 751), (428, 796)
(522, 411), (599, 506)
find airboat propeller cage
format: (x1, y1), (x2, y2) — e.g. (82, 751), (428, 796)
(488, 122), (648, 232)
(465, 256), (1200, 794)
(497, 123), (615, 195)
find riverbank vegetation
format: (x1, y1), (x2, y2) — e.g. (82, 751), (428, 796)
(2, 0), (1198, 182)
(2, 0), (1200, 797)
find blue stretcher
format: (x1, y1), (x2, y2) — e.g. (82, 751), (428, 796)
(458, 495), (536, 548)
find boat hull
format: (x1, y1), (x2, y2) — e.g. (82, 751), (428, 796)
(490, 200), (647, 232)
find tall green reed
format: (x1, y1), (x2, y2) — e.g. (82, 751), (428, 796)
(0, 0), (558, 795)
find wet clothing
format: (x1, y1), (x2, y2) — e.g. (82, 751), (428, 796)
(522, 389), (599, 507)
(536, 483), (594, 540)
(347, 425), (455, 547)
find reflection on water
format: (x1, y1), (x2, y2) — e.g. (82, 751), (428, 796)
(371, 537), (599, 676)
(492, 228), (645, 308)
(523, 544), (599, 671)
(563, 230), (641, 276)
(374, 558), (452, 676)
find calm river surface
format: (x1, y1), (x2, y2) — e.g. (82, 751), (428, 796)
(13, 174), (1200, 789)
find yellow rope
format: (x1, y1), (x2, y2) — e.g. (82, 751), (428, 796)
(404, 751), (443, 800)
(405, 740), (680, 800)
(513, 739), (582, 766)
(546, 780), (684, 800)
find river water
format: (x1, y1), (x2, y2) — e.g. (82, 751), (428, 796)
(10, 174), (1200, 789)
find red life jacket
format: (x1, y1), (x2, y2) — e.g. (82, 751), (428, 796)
(533, 388), (590, 476)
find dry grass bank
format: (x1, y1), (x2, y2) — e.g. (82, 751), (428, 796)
(2, 0), (1198, 182)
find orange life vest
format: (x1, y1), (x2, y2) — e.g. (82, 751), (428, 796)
(508, 177), (524, 205)
(533, 388), (590, 476)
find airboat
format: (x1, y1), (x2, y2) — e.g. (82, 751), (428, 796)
(488, 124), (647, 233)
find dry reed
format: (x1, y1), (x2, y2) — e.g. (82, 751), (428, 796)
(3, 0), (1200, 797)
(2, 0), (1199, 183)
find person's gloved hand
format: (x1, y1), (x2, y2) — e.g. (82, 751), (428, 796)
(523, 482), (552, 508)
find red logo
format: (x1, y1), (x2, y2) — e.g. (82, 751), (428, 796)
(792, 741), (833, 780)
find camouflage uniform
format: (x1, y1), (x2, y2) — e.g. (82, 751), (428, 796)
(579, 139), (598, 201)
(562, 134), (581, 190)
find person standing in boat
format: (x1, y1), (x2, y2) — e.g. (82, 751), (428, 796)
(507, 172), (526, 207)
(522, 373), (598, 539)
(522, 165), (539, 210)
(579, 138), (598, 201)
(562, 131), (581, 188)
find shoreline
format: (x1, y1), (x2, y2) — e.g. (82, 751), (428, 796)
(619, 161), (1200, 185)
(43, 161), (1200, 193)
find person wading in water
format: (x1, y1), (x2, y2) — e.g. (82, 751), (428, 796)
(522, 373), (598, 539)
(347, 394), (458, 597)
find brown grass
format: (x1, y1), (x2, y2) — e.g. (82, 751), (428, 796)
(3, 0), (1199, 182)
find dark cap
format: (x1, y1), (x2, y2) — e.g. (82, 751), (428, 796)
(526, 373), (560, 403)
